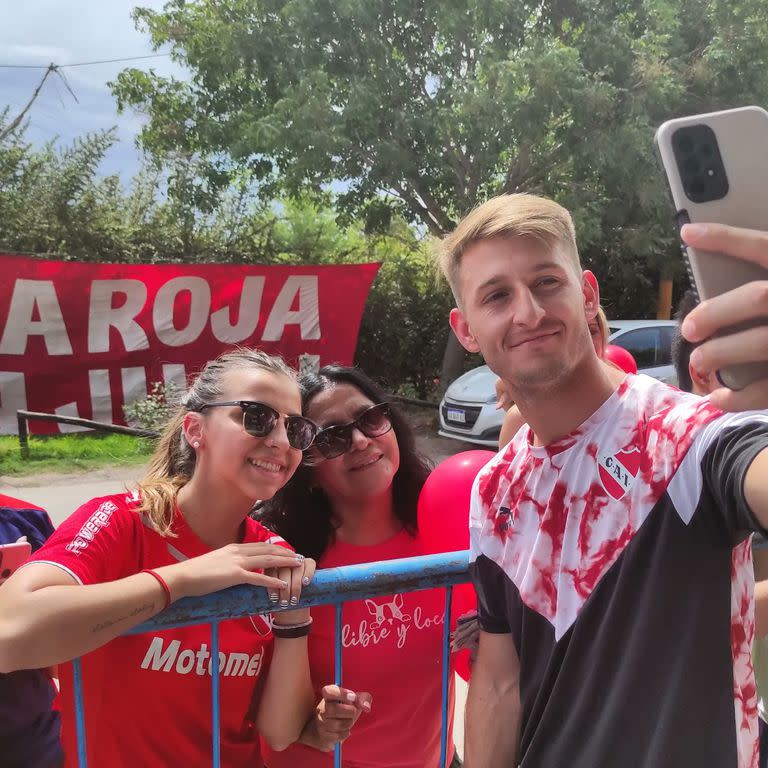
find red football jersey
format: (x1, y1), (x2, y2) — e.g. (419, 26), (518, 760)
(27, 492), (286, 768)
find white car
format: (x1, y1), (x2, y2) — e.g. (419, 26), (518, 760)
(438, 320), (679, 447)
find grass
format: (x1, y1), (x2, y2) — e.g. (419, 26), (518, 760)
(0, 432), (154, 476)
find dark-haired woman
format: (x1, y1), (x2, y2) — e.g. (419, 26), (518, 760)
(260, 365), (458, 768)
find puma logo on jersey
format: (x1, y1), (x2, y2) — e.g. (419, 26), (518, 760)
(598, 447), (641, 500)
(140, 637), (263, 677)
(496, 506), (512, 532)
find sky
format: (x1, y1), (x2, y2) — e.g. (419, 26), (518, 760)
(0, 0), (186, 180)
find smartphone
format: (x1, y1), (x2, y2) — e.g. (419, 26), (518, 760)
(655, 106), (768, 390)
(0, 541), (32, 586)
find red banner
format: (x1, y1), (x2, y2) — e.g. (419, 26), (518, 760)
(0, 255), (380, 434)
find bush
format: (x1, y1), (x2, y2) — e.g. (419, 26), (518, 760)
(123, 382), (180, 433)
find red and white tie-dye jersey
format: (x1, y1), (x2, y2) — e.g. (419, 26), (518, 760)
(470, 374), (768, 768)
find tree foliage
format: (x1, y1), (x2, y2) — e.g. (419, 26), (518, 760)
(0, 116), (447, 396)
(112, 0), (768, 317)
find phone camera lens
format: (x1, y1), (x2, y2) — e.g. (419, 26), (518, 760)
(684, 156), (700, 174)
(678, 134), (694, 154)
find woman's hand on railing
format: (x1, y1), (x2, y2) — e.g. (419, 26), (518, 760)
(266, 556), (317, 625)
(158, 543), (306, 602)
(298, 685), (373, 752)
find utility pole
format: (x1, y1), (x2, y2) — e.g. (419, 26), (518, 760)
(0, 64), (56, 141)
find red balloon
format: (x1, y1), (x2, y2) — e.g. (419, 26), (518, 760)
(604, 344), (638, 374)
(418, 450), (494, 682)
(417, 450), (496, 555)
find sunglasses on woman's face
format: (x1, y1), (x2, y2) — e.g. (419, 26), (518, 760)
(308, 402), (393, 462)
(195, 400), (318, 451)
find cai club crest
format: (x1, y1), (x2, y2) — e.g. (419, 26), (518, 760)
(597, 446), (641, 500)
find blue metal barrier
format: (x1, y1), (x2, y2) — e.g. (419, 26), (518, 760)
(71, 550), (472, 767)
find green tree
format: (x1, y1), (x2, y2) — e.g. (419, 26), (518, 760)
(0, 116), (448, 395)
(113, 0), (768, 311)
(110, 0), (768, 381)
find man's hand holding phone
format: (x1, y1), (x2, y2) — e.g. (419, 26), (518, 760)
(681, 222), (768, 411)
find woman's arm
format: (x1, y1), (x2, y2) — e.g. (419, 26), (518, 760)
(256, 625), (315, 751)
(0, 543), (301, 672)
(0, 564), (174, 671)
(256, 558), (317, 751)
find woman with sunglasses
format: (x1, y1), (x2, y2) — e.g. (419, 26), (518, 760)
(0, 349), (353, 768)
(260, 365), (459, 768)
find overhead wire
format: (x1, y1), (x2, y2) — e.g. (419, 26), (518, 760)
(0, 53), (171, 70)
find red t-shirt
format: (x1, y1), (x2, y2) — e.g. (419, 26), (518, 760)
(27, 492), (287, 768)
(263, 529), (455, 768)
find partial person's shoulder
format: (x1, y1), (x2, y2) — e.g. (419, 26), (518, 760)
(245, 517), (294, 552)
(0, 505), (55, 550)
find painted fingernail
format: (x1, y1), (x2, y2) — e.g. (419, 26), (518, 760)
(269, 593), (279, 602)
(362, 701), (371, 712)
(295, 554), (305, 563)
(280, 599), (289, 607)
(290, 596), (298, 605)
(302, 576), (311, 586)
(346, 692), (356, 703)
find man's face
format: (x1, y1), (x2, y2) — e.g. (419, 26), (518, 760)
(449, 235), (599, 394)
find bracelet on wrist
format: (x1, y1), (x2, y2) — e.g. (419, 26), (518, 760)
(141, 569), (171, 610)
(272, 617), (313, 639)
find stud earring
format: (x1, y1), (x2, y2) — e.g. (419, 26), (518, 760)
(193, 441), (200, 449)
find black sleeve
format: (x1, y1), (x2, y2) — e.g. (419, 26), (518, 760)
(470, 554), (512, 634)
(700, 420), (768, 540)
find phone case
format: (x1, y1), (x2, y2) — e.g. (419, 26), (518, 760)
(0, 541), (32, 585)
(655, 105), (768, 390)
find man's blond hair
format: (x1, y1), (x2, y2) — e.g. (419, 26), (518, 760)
(437, 194), (581, 304)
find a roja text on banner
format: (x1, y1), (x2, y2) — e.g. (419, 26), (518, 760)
(0, 254), (380, 434)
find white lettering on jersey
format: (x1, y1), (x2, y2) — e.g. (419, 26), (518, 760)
(140, 637), (263, 677)
(65, 500), (118, 555)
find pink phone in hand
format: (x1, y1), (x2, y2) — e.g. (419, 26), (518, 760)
(0, 541), (32, 585)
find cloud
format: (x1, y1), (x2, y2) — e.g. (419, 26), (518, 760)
(0, 0), (187, 179)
